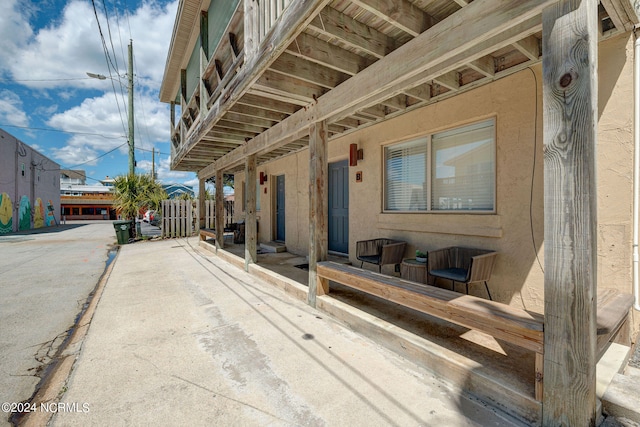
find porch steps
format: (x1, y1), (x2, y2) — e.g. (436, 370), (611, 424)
(602, 366), (640, 424)
(260, 241), (286, 253)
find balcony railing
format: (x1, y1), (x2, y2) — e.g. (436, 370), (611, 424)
(171, 0), (294, 160)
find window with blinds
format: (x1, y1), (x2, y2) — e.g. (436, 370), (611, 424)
(384, 119), (495, 212)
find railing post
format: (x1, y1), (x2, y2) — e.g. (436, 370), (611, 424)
(244, 0), (259, 64)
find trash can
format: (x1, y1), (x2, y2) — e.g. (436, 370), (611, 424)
(113, 220), (131, 245)
(135, 220), (141, 238)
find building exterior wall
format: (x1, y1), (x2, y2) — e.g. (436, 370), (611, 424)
(0, 129), (61, 233)
(233, 32), (636, 314)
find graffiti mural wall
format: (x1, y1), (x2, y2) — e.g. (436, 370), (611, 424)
(46, 200), (56, 226)
(0, 193), (12, 234)
(34, 198), (45, 228)
(18, 196), (31, 231)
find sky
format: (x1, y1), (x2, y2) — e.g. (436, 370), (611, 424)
(0, 0), (209, 191)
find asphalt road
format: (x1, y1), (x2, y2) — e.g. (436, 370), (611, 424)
(0, 222), (116, 427)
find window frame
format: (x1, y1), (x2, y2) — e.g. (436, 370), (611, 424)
(382, 118), (496, 214)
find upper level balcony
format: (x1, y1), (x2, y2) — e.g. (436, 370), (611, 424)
(159, 0), (639, 175)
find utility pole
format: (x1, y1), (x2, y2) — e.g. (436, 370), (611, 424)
(128, 40), (135, 176)
(152, 148), (155, 180)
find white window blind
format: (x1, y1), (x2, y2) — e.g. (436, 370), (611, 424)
(385, 138), (427, 211)
(383, 119), (495, 212)
(431, 120), (494, 211)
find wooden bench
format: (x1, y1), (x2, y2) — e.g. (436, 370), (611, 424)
(316, 261), (633, 401)
(199, 228), (216, 241)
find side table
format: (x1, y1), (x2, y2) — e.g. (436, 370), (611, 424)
(401, 258), (428, 284)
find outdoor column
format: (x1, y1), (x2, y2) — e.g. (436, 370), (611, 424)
(542, 1), (598, 425)
(198, 177), (205, 231)
(215, 170), (225, 250)
(245, 154), (257, 271)
(308, 120), (328, 307)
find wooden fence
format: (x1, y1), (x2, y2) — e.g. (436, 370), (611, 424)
(202, 199), (235, 229)
(161, 200), (196, 238)
(161, 199), (234, 238)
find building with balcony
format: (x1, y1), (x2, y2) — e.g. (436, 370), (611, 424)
(60, 170), (116, 220)
(160, 1), (640, 423)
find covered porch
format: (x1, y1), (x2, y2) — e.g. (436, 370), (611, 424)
(197, 238), (632, 424)
(161, 0), (640, 424)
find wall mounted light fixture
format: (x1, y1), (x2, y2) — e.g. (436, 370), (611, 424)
(349, 143), (364, 166)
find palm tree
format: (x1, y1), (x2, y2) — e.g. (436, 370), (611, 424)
(113, 174), (167, 220)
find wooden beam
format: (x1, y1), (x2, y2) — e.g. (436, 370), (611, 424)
(433, 71), (460, 91)
(238, 93), (300, 115)
(223, 111), (276, 128)
(601, 0), (637, 31)
(215, 170), (224, 250)
(308, 120), (328, 307)
(542, 1), (598, 425)
(404, 83), (432, 102)
(269, 51), (350, 89)
(244, 154), (257, 270)
(254, 69), (325, 104)
(286, 32), (373, 76)
(308, 6), (395, 59)
(229, 103), (288, 122)
(513, 35), (540, 61)
(467, 56), (496, 77)
(351, 0), (435, 37)
(206, 0), (550, 175)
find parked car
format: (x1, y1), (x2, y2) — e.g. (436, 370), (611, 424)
(143, 210), (157, 223)
(150, 213), (161, 227)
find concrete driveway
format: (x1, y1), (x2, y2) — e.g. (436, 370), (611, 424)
(0, 222), (116, 427)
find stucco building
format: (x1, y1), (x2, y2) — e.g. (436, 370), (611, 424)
(160, 1), (640, 424)
(0, 128), (60, 233)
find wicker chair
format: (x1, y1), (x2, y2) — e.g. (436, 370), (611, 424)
(427, 247), (497, 300)
(356, 238), (407, 273)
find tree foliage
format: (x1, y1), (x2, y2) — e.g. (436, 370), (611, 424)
(205, 174), (235, 189)
(113, 174), (168, 219)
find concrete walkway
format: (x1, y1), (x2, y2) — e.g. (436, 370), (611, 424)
(49, 237), (522, 426)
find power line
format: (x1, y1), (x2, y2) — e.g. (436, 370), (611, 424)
(0, 124), (125, 139)
(42, 142), (128, 171)
(91, 0), (128, 138)
(1, 77), (96, 83)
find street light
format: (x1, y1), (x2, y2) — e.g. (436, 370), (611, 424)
(87, 40), (135, 176)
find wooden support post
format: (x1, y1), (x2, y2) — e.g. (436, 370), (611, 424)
(244, 0), (259, 63)
(170, 102), (175, 131)
(245, 154), (257, 270)
(542, 1), (598, 425)
(308, 120), (328, 307)
(198, 177), (205, 231)
(215, 170), (225, 250)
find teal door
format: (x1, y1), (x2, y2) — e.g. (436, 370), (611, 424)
(328, 160), (349, 253)
(276, 175), (285, 242)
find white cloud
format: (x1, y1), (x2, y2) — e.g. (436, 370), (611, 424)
(3, 0), (178, 93)
(0, 0), (34, 79)
(0, 90), (29, 126)
(137, 156), (195, 184)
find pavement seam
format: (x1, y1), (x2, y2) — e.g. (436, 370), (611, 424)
(16, 247), (119, 427)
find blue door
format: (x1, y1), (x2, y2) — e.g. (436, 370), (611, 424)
(276, 175), (285, 242)
(328, 160), (349, 254)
